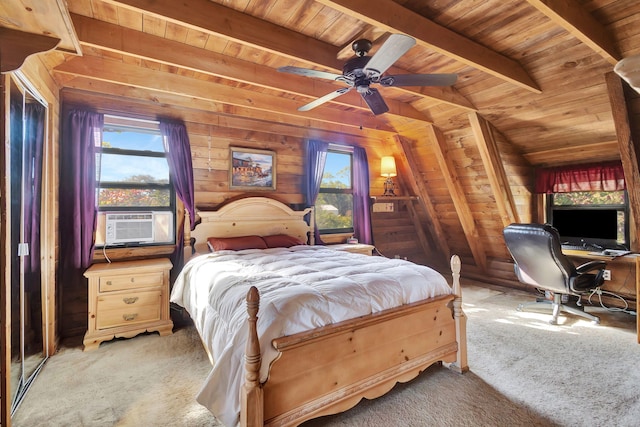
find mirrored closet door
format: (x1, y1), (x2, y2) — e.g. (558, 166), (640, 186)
(8, 73), (48, 416)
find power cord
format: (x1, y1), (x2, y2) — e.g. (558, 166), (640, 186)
(587, 287), (636, 316)
(373, 246), (386, 257)
(103, 244), (112, 263)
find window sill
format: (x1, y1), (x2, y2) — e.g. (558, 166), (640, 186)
(93, 244), (175, 262)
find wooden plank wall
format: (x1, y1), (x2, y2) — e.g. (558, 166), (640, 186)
(371, 200), (429, 265)
(58, 88), (403, 336)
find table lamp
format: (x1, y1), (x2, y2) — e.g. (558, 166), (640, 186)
(380, 156), (397, 196)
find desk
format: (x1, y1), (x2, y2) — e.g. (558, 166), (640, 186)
(563, 250), (638, 342)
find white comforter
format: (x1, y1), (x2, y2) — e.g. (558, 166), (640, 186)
(170, 245), (452, 426)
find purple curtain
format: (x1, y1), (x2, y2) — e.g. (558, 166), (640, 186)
(160, 120), (195, 229)
(352, 146), (373, 245)
(58, 109), (102, 336)
(305, 140), (329, 244)
(59, 109), (103, 271)
(24, 102), (45, 276)
(535, 161), (625, 193)
(160, 120), (195, 278)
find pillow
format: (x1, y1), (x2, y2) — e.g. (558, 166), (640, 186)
(262, 234), (305, 248)
(207, 235), (267, 252)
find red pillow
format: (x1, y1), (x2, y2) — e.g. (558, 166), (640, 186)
(262, 234), (305, 248)
(207, 235), (267, 252)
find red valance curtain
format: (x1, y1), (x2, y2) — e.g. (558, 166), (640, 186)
(535, 161), (626, 194)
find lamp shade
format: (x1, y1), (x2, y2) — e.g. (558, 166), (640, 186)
(380, 156), (397, 177)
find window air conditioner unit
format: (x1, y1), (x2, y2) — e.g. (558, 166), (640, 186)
(105, 212), (155, 244)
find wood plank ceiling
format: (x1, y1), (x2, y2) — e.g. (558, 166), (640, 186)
(47, 0), (638, 165)
(9, 0), (640, 274)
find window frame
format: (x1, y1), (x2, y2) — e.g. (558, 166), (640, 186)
(96, 116), (176, 247)
(546, 190), (629, 249)
(316, 147), (355, 236)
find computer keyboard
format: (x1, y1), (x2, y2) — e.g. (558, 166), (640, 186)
(591, 249), (632, 257)
(561, 244), (592, 251)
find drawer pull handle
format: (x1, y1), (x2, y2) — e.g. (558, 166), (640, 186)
(106, 280), (112, 286)
(123, 297), (139, 304)
(123, 313), (138, 321)
(130, 277), (135, 283)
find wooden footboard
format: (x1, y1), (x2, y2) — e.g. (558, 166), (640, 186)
(241, 255), (468, 427)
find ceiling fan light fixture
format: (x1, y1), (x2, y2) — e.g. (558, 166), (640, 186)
(351, 39), (372, 57)
(277, 34), (457, 115)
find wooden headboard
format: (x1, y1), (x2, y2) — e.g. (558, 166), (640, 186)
(187, 197), (314, 256)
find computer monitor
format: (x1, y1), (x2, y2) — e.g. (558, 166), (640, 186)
(550, 208), (620, 249)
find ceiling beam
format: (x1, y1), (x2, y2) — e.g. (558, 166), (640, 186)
(525, 0), (621, 65)
(105, 0), (475, 110)
(316, 0), (541, 93)
(53, 55), (398, 134)
(70, 13), (433, 126)
(605, 72), (640, 251)
(61, 78), (396, 142)
(0, 27), (59, 72)
(395, 135), (451, 260)
(107, 0), (342, 68)
(468, 112), (520, 227)
(60, 81), (392, 144)
(425, 124), (488, 272)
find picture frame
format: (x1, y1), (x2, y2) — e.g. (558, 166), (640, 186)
(229, 147), (276, 191)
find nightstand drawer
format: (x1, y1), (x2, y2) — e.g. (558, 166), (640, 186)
(99, 271), (164, 292)
(97, 290), (161, 311)
(96, 305), (161, 329)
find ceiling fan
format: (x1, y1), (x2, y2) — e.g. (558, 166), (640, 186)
(278, 34), (457, 115)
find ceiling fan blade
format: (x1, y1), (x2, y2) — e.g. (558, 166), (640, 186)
(363, 34), (416, 76)
(379, 73), (458, 87)
(298, 87), (352, 111)
(278, 66), (343, 81)
(361, 88), (389, 115)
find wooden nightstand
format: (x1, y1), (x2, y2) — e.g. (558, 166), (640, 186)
(83, 258), (174, 351)
(328, 243), (375, 256)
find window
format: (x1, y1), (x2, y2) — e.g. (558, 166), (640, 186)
(95, 116), (175, 246)
(547, 191), (629, 249)
(316, 150), (353, 234)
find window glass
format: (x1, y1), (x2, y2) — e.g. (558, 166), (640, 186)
(316, 150), (354, 233)
(99, 153), (169, 185)
(95, 117), (175, 246)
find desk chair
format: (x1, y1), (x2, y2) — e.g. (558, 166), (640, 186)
(503, 223), (606, 324)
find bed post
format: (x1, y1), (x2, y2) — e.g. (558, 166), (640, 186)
(183, 208), (193, 261)
(447, 255), (468, 373)
(240, 286), (264, 427)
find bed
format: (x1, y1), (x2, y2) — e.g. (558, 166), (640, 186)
(171, 196), (468, 427)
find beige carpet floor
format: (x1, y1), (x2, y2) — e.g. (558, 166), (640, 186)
(12, 283), (640, 427)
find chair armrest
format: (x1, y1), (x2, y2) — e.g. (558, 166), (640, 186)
(575, 260), (606, 274)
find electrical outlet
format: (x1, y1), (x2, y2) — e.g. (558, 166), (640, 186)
(603, 269), (611, 281)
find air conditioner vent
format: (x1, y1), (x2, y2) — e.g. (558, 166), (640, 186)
(105, 212), (155, 244)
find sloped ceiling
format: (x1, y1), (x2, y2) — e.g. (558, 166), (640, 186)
(43, 0), (639, 167)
